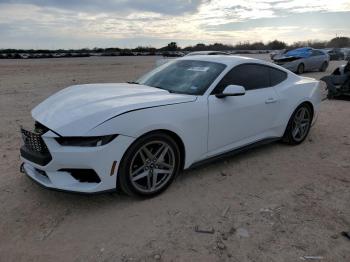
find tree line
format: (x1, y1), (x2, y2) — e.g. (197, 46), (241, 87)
(166, 37), (350, 51)
(1, 37), (349, 57)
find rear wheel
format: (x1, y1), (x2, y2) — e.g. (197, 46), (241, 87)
(297, 63), (305, 74)
(282, 104), (312, 145)
(319, 61), (328, 72)
(118, 132), (181, 197)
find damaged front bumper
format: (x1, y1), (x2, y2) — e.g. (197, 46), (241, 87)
(20, 128), (135, 193)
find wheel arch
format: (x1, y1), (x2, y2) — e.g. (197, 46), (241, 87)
(127, 129), (186, 171)
(283, 100), (314, 135)
(297, 62), (305, 74)
(291, 100), (314, 121)
(300, 101), (314, 118)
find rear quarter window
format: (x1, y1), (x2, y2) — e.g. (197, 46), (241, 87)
(269, 67), (287, 86)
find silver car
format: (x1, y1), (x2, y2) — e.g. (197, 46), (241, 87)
(273, 47), (330, 74)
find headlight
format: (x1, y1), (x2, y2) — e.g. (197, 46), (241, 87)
(56, 135), (117, 147)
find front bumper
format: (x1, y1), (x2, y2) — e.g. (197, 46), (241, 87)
(20, 131), (135, 193)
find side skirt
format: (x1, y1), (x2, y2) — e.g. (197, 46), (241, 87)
(188, 137), (280, 169)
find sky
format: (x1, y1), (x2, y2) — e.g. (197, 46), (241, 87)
(0, 0), (350, 49)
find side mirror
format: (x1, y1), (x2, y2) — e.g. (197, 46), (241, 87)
(215, 85), (246, 98)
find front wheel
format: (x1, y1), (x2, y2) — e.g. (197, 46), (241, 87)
(282, 104), (313, 145)
(118, 132), (181, 197)
(297, 63), (305, 74)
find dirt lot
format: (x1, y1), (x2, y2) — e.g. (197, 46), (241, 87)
(0, 55), (349, 262)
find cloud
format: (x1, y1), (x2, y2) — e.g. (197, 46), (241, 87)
(0, 0), (350, 48)
(202, 11), (350, 31)
(0, 0), (208, 15)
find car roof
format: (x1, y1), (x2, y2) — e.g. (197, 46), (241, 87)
(186, 51), (229, 55)
(179, 54), (272, 66)
(178, 55), (294, 75)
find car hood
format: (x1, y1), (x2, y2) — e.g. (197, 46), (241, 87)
(274, 56), (302, 64)
(274, 48), (312, 63)
(32, 83), (197, 136)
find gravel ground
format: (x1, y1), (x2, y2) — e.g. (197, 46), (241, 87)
(0, 55), (349, 262)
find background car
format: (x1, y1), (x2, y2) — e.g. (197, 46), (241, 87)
(270, 49), (287, 60)
(157, 51), (230, 67)
(273, 47), (329, 74)
(186, 51), (230, 56)
(341, 48), (350, 60)
(20, 56), (321, 197)
(327, 48), (345, 61)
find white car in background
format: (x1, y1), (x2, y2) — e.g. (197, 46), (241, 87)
(185, 51), (230, 56)
(156, 50), (229, 67)
(20, 55), (321, 196)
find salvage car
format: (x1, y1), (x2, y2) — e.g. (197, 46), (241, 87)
(321, 59), (350, 98)
(186, 51), (230, 56)
(273, 47), (329, 74)
(20, 56), (321, 196)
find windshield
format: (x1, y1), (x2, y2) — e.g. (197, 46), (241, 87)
(137, 60), (226, 95)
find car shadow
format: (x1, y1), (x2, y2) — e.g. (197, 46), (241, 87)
(28, 140), (284, 208)
(332, 95), (350, 101)
(179, 141), (282, 181)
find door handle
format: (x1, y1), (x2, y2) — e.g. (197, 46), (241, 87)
(265, 97), (277, 104)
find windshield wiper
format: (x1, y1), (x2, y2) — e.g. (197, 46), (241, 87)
(151, 85), (165, 91)
(127, 81), (139, 84)
(145, 84), (184, 94)
(152, 85), (175, 93)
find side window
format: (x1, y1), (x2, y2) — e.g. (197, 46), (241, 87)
(214, 64), (270, 93)
(312, 50), (323, 56)
(269, 67), (287, 86)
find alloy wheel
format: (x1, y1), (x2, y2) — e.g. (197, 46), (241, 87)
(291, 107), (311, 142)
(129, 141), (175, 193)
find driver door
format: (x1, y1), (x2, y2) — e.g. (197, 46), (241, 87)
(207, 64), (281, 155)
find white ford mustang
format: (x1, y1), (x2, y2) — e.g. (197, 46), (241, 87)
(20, 55), (321, 196)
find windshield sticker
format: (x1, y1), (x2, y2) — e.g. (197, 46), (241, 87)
(187, 67), (209, 72)
(190, 86), (199, 90)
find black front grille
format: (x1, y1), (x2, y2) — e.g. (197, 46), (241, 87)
(20, 125), (52, 166)
(21, 128), (49, 154)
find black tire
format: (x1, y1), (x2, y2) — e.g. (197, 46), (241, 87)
(297, 63), (304, 74)
(118, 132), (181, 197)
(282, 104), (313, 145)
(319, 61), (328, 72)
